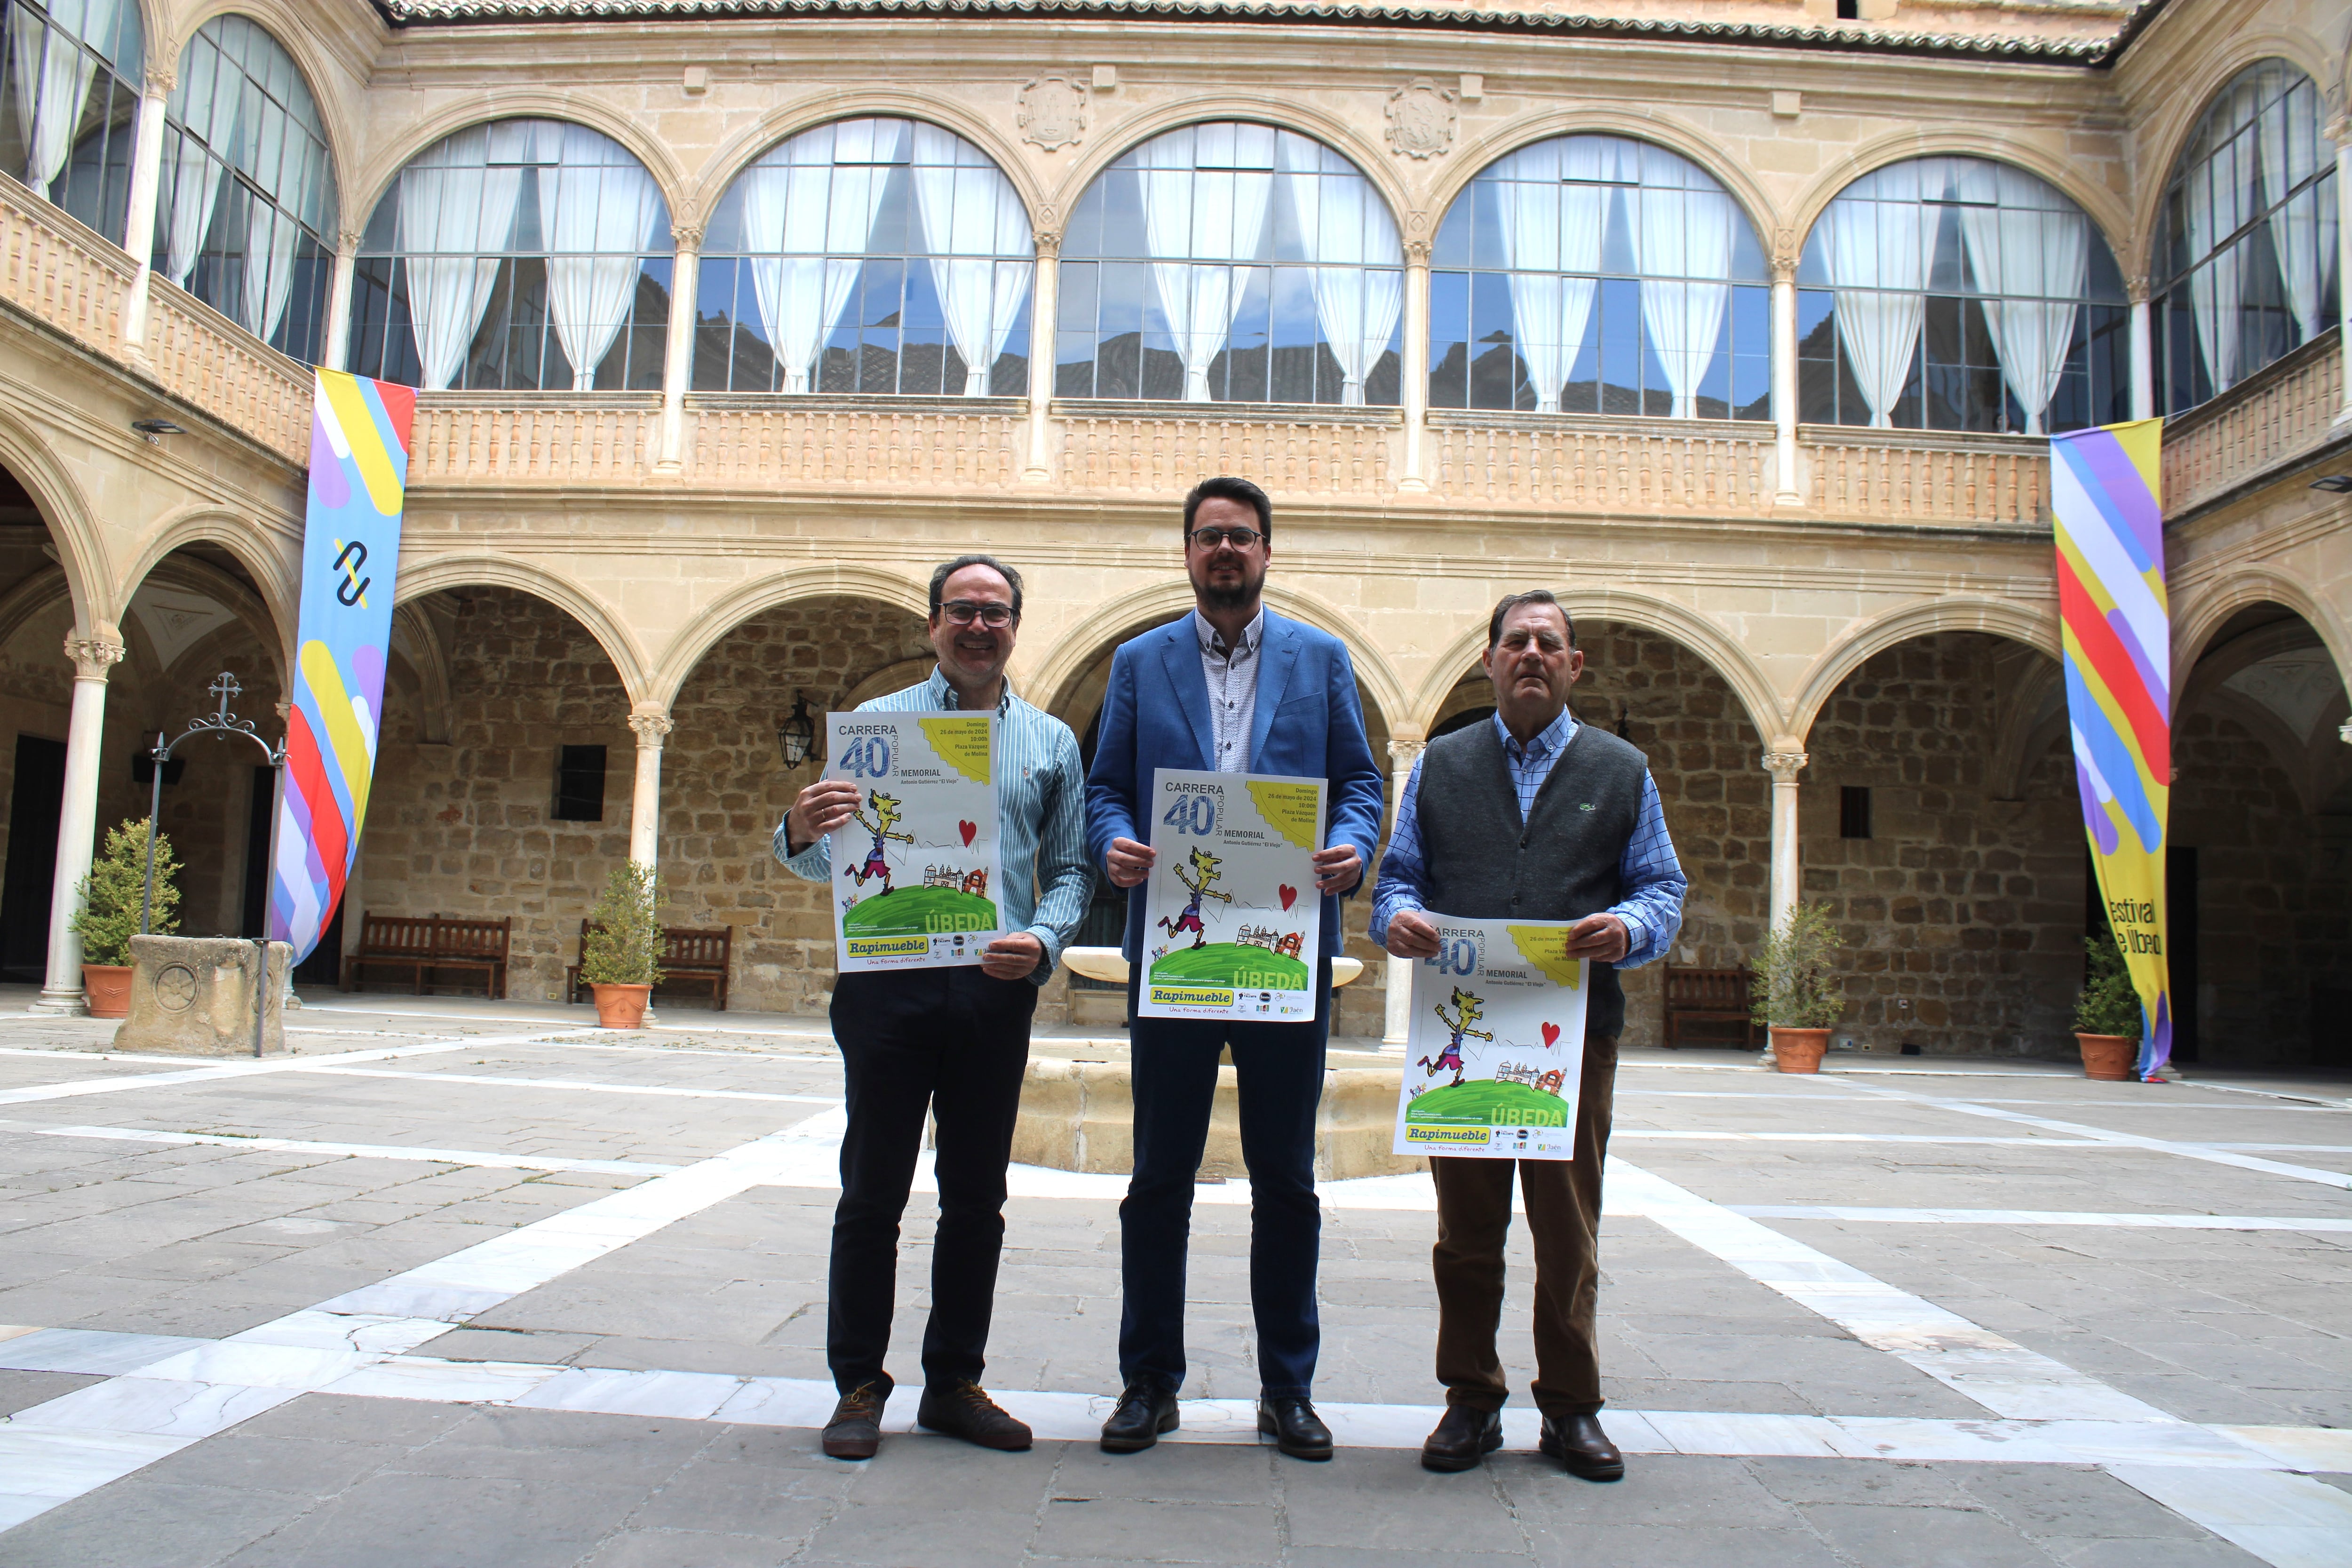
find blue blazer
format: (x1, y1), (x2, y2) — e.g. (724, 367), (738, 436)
(1085, 609), (1386, 964)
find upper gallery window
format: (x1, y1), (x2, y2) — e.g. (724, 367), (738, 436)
(1057, 121), (1403, 406)
(1430, 134), (1770, 420)
(0, 0), (143, 242)
(696, 117), (1033, 397)
(2152, 60), (2339, 414)
(152, 16), (337, 361)
(348, 119), (672, 392)
(1799, 157), (2129, 436)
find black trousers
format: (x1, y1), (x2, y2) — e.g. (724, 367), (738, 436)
(827, 965), (1036, 1396)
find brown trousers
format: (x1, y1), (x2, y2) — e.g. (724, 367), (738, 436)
(1429, 1033), (1617, 1418)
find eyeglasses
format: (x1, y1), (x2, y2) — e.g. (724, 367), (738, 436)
(940, 600), (1015, 628)
(1188, 526), (1264, 550)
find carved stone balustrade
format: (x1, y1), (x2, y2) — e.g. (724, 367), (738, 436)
(688, 394), (1025, 492)
(1055, 400), (1398, 497)
(1430, 412), (1773, 514)
(1803, 425), (2049, 528)
(2161, 330), (2344, 519)
(143, 283), (310, 462)
(0, 175), (129, 363)
(412, 395), (660, 484)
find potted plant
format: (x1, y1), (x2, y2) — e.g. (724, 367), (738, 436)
(580, 860), (665, 1028)
(71, 817), (180, 1019)
(2073, 927), (2142, 1081)
(1752, 901), (1844, 1073)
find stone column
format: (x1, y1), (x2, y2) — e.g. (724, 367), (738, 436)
(628, 709), (672, 869)
(34, 634), (126, 1014)
(320, 229), (361, 372)
(2335, 121), (2352, 425)
(1398, 238), (1431, 493)
(1381, 736), (1426, 1047)
(1771, 261), (1801, 505)
(655, 225), (702, 473)
(2128, 276), (2154, 422)
(117, 68), (173, 350)
(1024, 228), (1061, 484)
(1763, 748), (1807, 939)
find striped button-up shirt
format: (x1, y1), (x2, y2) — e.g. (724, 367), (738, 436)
(1371, 708), (1687, 967)
(775, 669), (1092, 985)
(1194, 608), (1263, 774)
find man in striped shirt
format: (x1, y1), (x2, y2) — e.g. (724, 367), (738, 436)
(778, 554), (1091, 1461)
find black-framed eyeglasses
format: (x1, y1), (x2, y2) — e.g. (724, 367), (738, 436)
(1188, 526), (1263, 550)
(940, 600), (1016, 628)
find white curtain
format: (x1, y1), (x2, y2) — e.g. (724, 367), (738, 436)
(158, 38), (236, 285)
(740, 119), (903, 394)
(1494, 138), (1608, 414)
(1276, 134), (1400, 406)
(398, 126), (525, 391)
(2257, 81), (2334, 344)
(9, 0), (120, 191)
(1953, 161), (2087, 437)
(540, 122), (663, 390)
(908, 123), (1031, 396)
(1629, 143), (1735, 421)
(2186, 88), (2261, 394)
(1138, 123), (1274, 402)
(1818, 163), (1930, 428)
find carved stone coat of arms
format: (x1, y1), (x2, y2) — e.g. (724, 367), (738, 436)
(1018, 75), (1089, 151)
(1386, 78), (1458, 159)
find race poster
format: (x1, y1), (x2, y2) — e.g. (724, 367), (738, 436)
(825, 711), (1002, 972)
(1393, 916), (1589, 1161)
(1136, 767), (1326, 1021)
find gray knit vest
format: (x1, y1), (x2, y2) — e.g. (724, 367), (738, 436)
(1416, 717), (1650, 1042)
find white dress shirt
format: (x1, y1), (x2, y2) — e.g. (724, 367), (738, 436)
(1193, 607), (1264, 774)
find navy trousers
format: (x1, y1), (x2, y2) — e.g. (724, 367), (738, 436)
(1118, 958), (1332, 1398)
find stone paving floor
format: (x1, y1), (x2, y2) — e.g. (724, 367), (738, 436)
(1, 987), (2349, 1566)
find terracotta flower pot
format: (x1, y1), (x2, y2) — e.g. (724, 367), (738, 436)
(1769, 1027), (1831, 1074)
(591, 982), (652, 1029)
(81, 963), (133, 1019)
(2076, 1032), (2137, 1082)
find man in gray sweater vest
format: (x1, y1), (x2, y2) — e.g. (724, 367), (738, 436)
(1373, 589), (1687, 1480)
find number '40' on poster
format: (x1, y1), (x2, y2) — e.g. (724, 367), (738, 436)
(1138, 768), (1326, 1021)
(825, 711), (1002, 972)
(1394, 917), (1589, 1160)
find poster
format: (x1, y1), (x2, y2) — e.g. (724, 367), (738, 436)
(825, 711), (1002, 972)
(1136, 767), (1326, 1021)
(1393, 917), (1589, 1160)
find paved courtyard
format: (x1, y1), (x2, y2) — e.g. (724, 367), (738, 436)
(1, 992), (2349, 1568)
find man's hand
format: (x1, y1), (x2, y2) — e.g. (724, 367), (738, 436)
(1105, 836), (1156, 888)
(1384, 908), (1440, 960)
(1311, 844), (1362, 895)
(784, 779), (860, 856)
(1562, 913), (1629, 964)
(981, 931), (1043, 981)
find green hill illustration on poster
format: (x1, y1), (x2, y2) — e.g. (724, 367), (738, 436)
(825, 711), (1002, 972)
(1139, 769), (1327, 1021)
(1394, 917), (1590, 1160)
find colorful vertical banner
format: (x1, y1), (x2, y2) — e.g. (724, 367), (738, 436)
(267, 370), (416, 964)
(2051, 418), (2171, 1079)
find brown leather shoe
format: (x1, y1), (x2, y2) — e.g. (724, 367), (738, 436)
(1539, 1412), (1624, 1480)
(916, 1379), (1033, 1452)
(1420, 1405), (1503, 1472)
(822, 1381), (887, 1460)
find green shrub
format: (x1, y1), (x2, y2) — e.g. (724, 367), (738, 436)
(71, 818), (179, 967)
(580, 861), (666, 987)
(2073, 927), (2144, 1037)
(1751, 901), (1845, 1029)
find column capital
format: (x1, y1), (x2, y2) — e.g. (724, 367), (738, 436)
(64, 634), (125, 680)
(1403, 237), (1432, 266)
(1761, 749), (1808, 782)
(629, 709), (674, 747)
(1388, 737), (1427, 766)
(669, 223), (705, 254)
(1033, 228), (1063, 258)
(2324, 113), (2350, 148)
(143, 65), (176, 98)
(2125, 273), (2152, 305)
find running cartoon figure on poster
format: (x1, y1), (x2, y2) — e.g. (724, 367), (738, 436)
(1416, 986), (1494, 1089)
(1157, 846), (1234, 948)
(846, 790), (915, 894)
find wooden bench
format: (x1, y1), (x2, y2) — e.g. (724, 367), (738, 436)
(1662, 965), (1758, 1049)
(342, 914), (511, 999)
(565, 921), (732, 1011)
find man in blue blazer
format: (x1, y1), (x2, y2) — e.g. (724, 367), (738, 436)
(1085, 475), (1385, 1461)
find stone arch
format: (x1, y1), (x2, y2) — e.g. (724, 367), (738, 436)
(114, 505), (297, 674)
(1408, 588), (1783, 745)
(645, 564), (930, 713)
(389, 600), (454, 745)
(1788, 597), (2062, 745)
(129, 549), (288, 692)
(159, 3), (357, 235)
(393, 554), (652, 706)
(0, 565), (70, 655)
(0, 408), (111, 634)
(2128, 37), (2340, 276)
(683, 95), (1048, 241)
(343, 99), (688, 242)
(2173, 566), (2352, 710)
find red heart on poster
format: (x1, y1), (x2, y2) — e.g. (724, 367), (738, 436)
(959, 820), (976, 846)
(1541, 1021), (1561, 1048)
(1279, 884), (1297, 911)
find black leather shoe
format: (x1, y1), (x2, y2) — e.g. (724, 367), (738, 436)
(916, 1379), (1033, 1451)
(821, 1381), (887, 1460)
(1420, 1405), (1503, 1472)
(1099, 1381), (1180, 1452)
(1257, 1395), (1334, 1461)
(1539, 1412), (1624, 1480)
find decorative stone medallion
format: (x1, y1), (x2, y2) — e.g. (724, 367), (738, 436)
(155, 963), (199, 1012)
(1017, 75), (1088, 151)
(1386, 78), (1458, 159)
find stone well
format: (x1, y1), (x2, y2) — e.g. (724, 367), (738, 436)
(114, 935), (292, 1056)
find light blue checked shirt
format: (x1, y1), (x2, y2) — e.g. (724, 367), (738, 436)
(776, 668), (1092, 986)
(1371, 708), (1686, 966)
